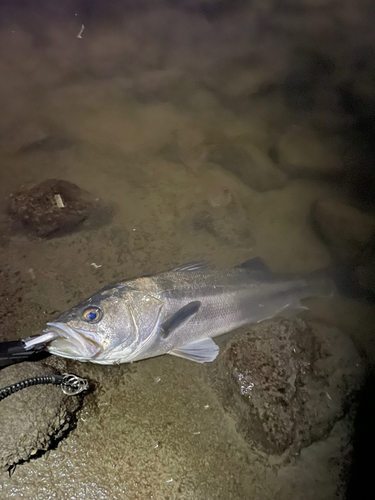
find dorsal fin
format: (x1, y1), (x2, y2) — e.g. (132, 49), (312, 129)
(170, 262), (209, 272)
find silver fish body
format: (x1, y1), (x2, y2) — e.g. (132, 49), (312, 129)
(41, 259), (333, 365)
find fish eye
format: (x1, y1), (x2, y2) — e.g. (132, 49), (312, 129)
(82, 307), (102, 323)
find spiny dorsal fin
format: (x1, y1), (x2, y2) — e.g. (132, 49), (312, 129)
(170, 262), (210, 272)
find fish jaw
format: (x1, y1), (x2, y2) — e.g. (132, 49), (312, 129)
(44, 318), (160, 365)
(44, 322), (102, 361)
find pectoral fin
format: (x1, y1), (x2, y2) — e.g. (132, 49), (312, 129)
(160, 301), (201, 339)
(169, 338), (219, 363)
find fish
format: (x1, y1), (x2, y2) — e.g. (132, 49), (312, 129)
(25, 258), (335, 365)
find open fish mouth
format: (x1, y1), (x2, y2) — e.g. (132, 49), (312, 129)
(43, 322), (102, 360)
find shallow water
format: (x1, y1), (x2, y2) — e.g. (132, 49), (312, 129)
(0, 1), (375, 499)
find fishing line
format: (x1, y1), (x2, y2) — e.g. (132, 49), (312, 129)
(0, 373), (89, 401)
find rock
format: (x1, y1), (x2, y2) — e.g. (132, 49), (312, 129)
(308, 109), (356, 134)
(311, 198), (375, 262)
(132, 70), (211, 110)
(354, 237), (375, 297)
(185, 200), (255, 247)
(205, 185), (233, 209)
(212, 318), (366, 456)
(207, 143), (287, 192)
(132, 70), (186, 104)
(159, 129), (207, 165)
(311, 199), (375, 299)
(215, 67), (279, 99)
(277, 126), (343, 179)
(338, 76), (375, 209)
(16, 134), (74, 155)
(281, 50), (335, 112)
(0, 121), (74, 155)
(7, 179), (113, 238)
(0, 361), (83, 470)
(188, 88), (219, 111)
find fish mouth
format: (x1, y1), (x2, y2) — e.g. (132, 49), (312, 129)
(43, 322), (102, 360)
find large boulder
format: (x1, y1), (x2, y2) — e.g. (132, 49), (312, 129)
(212, 318), (366, 458)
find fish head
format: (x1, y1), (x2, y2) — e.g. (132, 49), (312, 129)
(44, 283), (163, 364)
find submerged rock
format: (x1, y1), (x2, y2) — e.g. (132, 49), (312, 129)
(277, 126), (343, 179)
(0, 121), (74, 155)
(213, 66), (280, 99)
(212, 318), (366, 456)
(311, 198), (375, 262)
(158, 129), (207, 165)
(132, 70), (191, 106)
(281, 50), (334, 112)
(207, 143), (287, 192)
(0, 361), (83, 471)
(311, 198), (375, 298)
(7, 179), (113, 238)
(183, 198), (255, 248)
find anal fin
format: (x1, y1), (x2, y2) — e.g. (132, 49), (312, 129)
(169, 338), (219, 363)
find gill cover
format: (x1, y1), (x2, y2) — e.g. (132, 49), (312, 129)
(95, 290), (164, 364)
